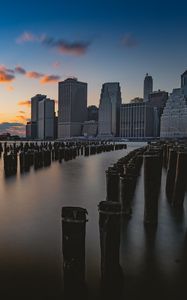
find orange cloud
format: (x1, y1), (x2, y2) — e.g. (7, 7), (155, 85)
(5, 85), (14, 91)
(0, 71), (15, 83)
(16, 115), (28, 123)
(26, 71), (43, 79)
(40, 74), (61, 84)
(19, 110), (26, 114)
(18, 100), (31, 107)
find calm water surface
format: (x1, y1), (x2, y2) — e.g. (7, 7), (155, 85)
(0, 142), (187, 299)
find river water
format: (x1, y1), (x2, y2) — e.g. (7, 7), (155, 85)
(0, 142), (187, 299)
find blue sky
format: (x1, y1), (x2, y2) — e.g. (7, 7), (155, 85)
(0, 0), (187, 134)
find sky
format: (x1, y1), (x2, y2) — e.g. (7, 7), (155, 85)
(0, 0), (187, 135)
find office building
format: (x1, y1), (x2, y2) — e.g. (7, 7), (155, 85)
(120, 102), (156, 139)
(98, 82), (122, 137)
(38, 98), (55, 140)
(31, 94), (46, 138)
(58, 78), (87, 138)
(82, 120), (98, 137)
(148, 90), (168, 136)
(144, 73), (153, 102)
(26, 121), (37, 139)
(87, 105), (98, 121)
(160, 88), (187, 138)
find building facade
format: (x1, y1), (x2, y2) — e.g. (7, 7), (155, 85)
(120, 102), (156, 139)
(31, 94), (46, 139)
(58, 78), (87, 138)
(148, 90), (168, 136)
(87, 105), (98, 121)
(26, 121), (37, 139)
(38, 98), (55, 140)
(144, 73), (153, 102)
(82, 120), (98, 137)
(160, 88), (187, 138)
(98, 82), (122, 137)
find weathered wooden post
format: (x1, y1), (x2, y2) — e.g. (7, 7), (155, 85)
(61, 206), (88, 297)
(172, 151), (187, 208)
(120, 175), (134, 217)
(165, 148), (177, 201)
(144, 153), (161, 225)
(98, 201), (122, 288)
(105, 167), (120, 202)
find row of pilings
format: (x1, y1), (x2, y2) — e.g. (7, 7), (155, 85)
(1, 141), (127, 177)
(61, 141), (187, 299)
(61, 146), (145, 299)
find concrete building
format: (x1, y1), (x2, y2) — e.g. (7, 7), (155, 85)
(58, 78), (87, 138)
(82, 120), (98, 137)
(160, 88), (187, 138)
(31, 94), (46, 139)
(148, 90), (168, 136)
(120, 102), (156, 139)
(26, 121), (37, 139)
(87, 105), (98, 121)
(38, 98), (55, 140)
(181, 70), (187, 97)
(144, 73), (153, 102)
(98, 82), (122, 137)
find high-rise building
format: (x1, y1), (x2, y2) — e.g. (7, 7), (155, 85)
(26, 121), (37, 139)
(120, 102), (157, 139)
(38, 98), (55, 140)
(58, 78), (87, 138)
(160, 88), (187, 138)
(181, 70), (187, 97)
(148, 90), (168, 136)
(31, 94), (46, 139)
(144, 73), (153, 102)
(98, 82), (122, 137)
(87, 105), (98, 121)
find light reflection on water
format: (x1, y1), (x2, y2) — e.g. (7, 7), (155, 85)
(0, 142), (187, 299)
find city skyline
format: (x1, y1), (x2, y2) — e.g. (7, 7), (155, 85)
(0, 0), (187, 135)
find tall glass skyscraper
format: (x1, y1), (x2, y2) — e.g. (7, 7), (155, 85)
(58, 78), (87, 138)
(143, 73), (153, 102)
(98, 82), (122, 137)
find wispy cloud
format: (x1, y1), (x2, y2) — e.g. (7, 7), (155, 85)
(17, 31), (90, 56)
(15, 66), (26, 74)
(19, 111), (26, 114)
(5, 85), (14, 91)
(16, 31), (44, 44)
(0, 122), (25, 136)
(26, 71), (44, 79)
(18, 100), (31, 107)
(42, 36), (90, 55)
(122, 34), (138, 48)
(0, 71), (15, 83)
(40, 74), (61, 84)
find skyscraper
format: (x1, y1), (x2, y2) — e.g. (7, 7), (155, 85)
(31, 94), (46, 139)
(58, 78), (87, 138)
(38, 98), (55, 140)
(160, 88), (187, 138)
(98, 82), (122, 137)
(144, 73), (153, 102)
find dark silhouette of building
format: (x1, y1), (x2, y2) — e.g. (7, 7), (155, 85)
(181, 70), (187, 97)
(58, 78), (87, 138)
(87, 105), (98, 121)
(144, 73), (153, 102)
